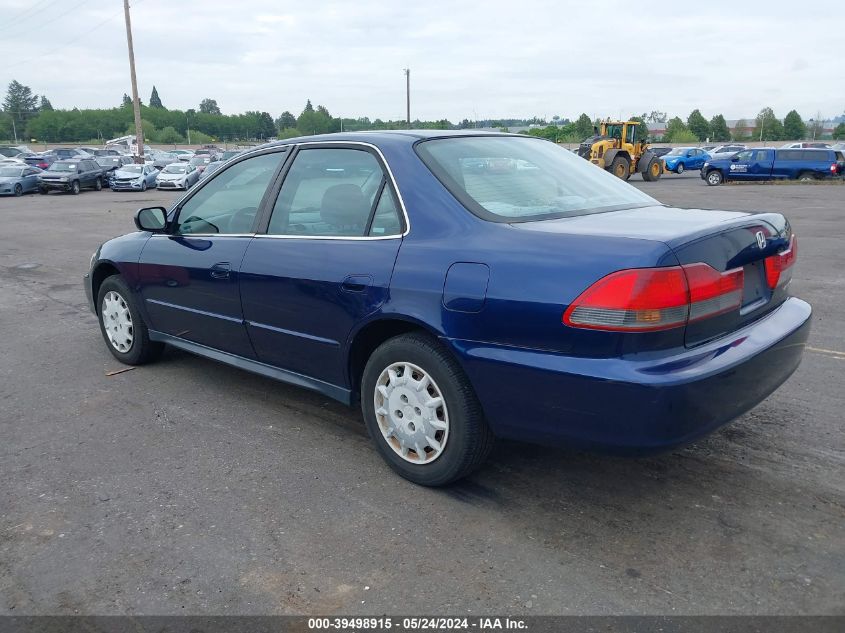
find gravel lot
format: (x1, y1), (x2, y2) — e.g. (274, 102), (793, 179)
(1, 173), (843, 615)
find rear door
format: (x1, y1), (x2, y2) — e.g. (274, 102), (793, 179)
(239, 144), (405, 388)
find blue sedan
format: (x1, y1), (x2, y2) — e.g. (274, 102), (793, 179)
(83, 131), (810, 485)
(662, 146), (710, 173)
(0, 165), (42, 196)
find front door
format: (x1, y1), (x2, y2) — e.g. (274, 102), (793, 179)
(727, 149), (755, 181)
(137, 149), (287, 358)
(240, 145), (404, 388)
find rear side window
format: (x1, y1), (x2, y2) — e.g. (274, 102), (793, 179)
(267, 148), (392, 237)
(802, 150), (828, 161)
(778, 150), (801, 160)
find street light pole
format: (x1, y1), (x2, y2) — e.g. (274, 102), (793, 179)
(123, 0), (144, 164)
(404, 68), (410, 128)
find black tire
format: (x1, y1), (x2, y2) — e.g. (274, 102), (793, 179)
(797, 171), (815, 182)
(705, 169), (723, 186)
(641, 158), (661, 181)
(96, 275), (163, 365)
(141, 180), (147, 191)
(95, 177), (102, 191)
(609, 156), (630, 180)
(14, 184), (22, 197)
(71, 180), (80, 195)
(361, 333), (494, 486)
(676, 162), (685, 174)
(39, 187), (48, 195)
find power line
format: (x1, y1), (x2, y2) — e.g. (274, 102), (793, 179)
(0, 0), (63, 34)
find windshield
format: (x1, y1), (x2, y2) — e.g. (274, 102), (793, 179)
(0, 167), (23, 177)
(49, 162), (78, 172)
(416, 136), (657, 222)
(97, 158), (120, 166)
(163, 164), (187, 174)
(120, 165), (143, 174)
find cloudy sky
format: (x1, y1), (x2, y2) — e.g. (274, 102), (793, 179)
(1, 0), (842, 122)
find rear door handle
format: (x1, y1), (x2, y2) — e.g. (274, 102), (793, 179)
(341, 274), (372, 293)
(210, 262), (231, 280)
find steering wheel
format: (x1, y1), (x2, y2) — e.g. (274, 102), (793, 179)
(180, 215), (219, 234)
(229, 206), (258, 233)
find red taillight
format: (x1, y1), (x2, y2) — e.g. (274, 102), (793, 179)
(831, 163), (838, 174)
(36, 162), (48, 168)
(764, 235), (797, 289)
(563, 263), (744, 332)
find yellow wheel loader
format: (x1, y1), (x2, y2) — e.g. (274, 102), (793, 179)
(577, 120), (663, 181)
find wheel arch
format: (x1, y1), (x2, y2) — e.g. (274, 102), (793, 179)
(91, 261), (121, 314)
(346, 315), (447, 403)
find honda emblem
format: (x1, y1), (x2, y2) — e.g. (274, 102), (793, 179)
(755, 231), (766, 250)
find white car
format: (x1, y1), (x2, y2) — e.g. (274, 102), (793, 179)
(155, 162), (200, 190)
(707, 144), (747, 160)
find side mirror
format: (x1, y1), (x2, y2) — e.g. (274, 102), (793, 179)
(731, 156), (739, 162)
(135, 206), (168, 232)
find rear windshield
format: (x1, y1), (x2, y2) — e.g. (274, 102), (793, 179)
(415, 136), (656, 222)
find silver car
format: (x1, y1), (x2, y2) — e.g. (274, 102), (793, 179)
(155, 162), (200, 190)
(110, 164), (159, 191)
(0, 165), (42, 196)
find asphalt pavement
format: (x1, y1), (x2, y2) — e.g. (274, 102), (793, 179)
(1, 173), (843, 615)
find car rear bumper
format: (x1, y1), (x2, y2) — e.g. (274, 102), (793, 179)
(448, 297), (811, 452)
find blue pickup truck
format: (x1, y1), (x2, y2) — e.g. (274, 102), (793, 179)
(702, 148), (845, 185)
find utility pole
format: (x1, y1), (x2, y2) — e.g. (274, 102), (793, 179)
(123, 0), (144, 164)
(11, 118), (17, 144)
(404, 68), (410, 128)
(186, 112), (191, 145)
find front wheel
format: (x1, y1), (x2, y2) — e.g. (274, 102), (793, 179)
(97, 275), (163, 365)
(94, 177), (102, 191)
(14, 184), (22, 197)
(39, 187), (48, 195)
(71, 180), (80, 195)
(676, 162), (685, 174)
(642, 158), (661, 181)
(361, 333), (494, 486)
(705, 170), (723, 186)
(141, 180), (148, 191)
(609, 156), (630, 180)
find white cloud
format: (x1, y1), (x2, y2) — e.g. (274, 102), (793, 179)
(0, 0), (842, 122)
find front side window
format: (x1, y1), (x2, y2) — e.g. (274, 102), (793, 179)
(176, 151), (285, 235)
(416, 136), (657, 222)
(735, 150), (753, 162)
(267, 148), (388, 237)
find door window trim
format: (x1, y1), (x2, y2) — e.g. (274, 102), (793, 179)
(253, 141), (410, 241)
(161, 145), (293, 237)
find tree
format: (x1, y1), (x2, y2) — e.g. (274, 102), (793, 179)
(38, 96), (53, 111)
(573, 113), (594, 140)
(121, 93), (132, 107)
(833, 123), (845, 140)
(753, 107), (784, 141)
(783, 110), (806, 140)
(3, 80), (39, 134)
(275, 110), (296, 130)
(807, 112), (825, 140)
(257, 111), (276, 139)
(645, 110), (667, 123)
(149, 86), (163, 109)
(157, 126), (185, 144)
(709, 114), (731, 141)
(664, 117), (691, 142)
(297, 100), (332, 135)
(199, 98), (221, 115)
(687, 109), (710, 141)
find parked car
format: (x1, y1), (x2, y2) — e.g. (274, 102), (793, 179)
(662, 146), (709, 173)
(96, 156), (134, 187)
(93, 148), (122, 157)
(0, 146), (25, 158)
(169, 149), (195, 162)
(152, 152), (181, 170)
(830, 142), (845, 152)
(219, 150), (243, 162)
(707, 144), (747, 161)
(22, 153), (56, 171)
(38, 158), (104, 194)
(188, 154), (215, 174)
(84, 131), (810, 485)
(780, 142), (830, 149)
(155, 162), (199, 190)
(700, 145), (718, 152)
(198, 160), (224, 180)
(50, 148), (94, 160)
(0, 165), (42, 196)
(702, 148), (844, 185)
(110, 163), (159, 191)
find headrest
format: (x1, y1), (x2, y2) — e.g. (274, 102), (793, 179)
(320, 184), (370, 228)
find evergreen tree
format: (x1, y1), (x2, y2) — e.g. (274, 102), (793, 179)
(687, 109), (710, 141)
(149, 86), (164, 109)
(783, 110), (806, 140)
(709, 114), (731, 142)
(122, 93), (132, 107)
(3, 80), (39, 133)
(39, 96), (53, 111)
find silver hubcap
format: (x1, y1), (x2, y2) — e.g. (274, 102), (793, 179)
(709, 173), (720, 184)
(102, 291), (134, 353)
(374, 362), (449, 464)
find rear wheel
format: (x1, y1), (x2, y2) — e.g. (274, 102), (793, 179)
(14, 184), (22, 197)
(705, 170), (723, 186)
(798, 171), (815, 182)
(642, 158), (661, 181)
(676, 162), (685, 174)
(97, 275), (163, 365)
(361, 333), (494, 486)
(609, 156), (630, 180)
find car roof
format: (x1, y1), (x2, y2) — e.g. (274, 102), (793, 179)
(257, 129), (514, 150)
